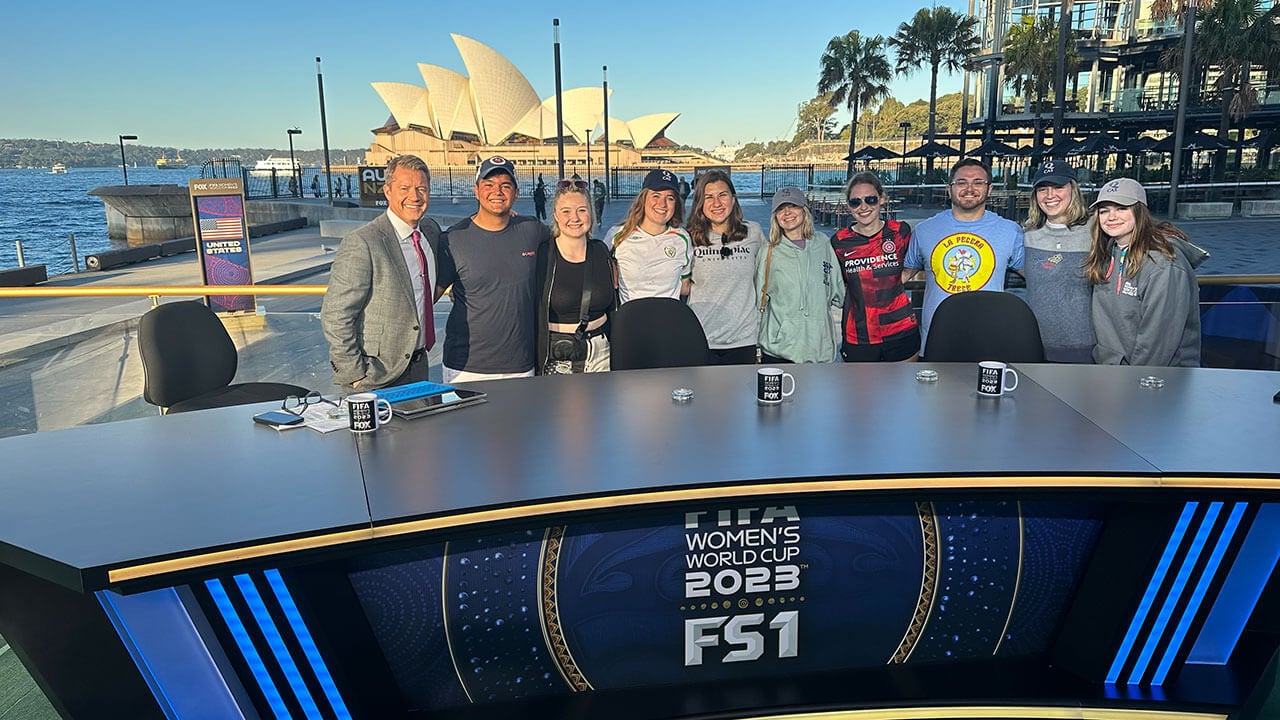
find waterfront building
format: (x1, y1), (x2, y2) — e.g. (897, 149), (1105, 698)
(971, 0), (1280, 141)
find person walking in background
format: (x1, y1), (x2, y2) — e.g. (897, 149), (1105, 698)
(535, 180), (617, 374)
(345, 175), (354, 199)
(320, 155), (438, 390)
(592, 179), (606, 226)
(533, 174), (548, 221)
(904, 158), (1024, 356)
(311, 174), (320, 198)
(605, 169), (692, 303)
(678, 176), (691, 204)
(686, 170), (764, 365)
(831, 171), (919, 362)
(1023, 160), (1094, 362)
(1083, 178), (1207, 367)
(756, 187), (844, 364)
(436, 156), (550, 382)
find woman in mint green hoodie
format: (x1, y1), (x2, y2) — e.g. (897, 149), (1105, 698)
(755, 187), (845, 363)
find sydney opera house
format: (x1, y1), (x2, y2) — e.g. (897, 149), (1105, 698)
(364, 34), (692, 168)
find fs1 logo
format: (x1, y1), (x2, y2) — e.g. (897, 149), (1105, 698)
(684, 611), (798, 666)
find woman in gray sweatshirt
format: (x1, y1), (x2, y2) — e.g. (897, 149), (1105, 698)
(1082, 178), (1207, 367)
(1023, 160), (1094, 362)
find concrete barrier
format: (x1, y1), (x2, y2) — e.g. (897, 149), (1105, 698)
(1240, 200), (1280, 218)
(85, 245), (161, 271)
(319, 219), (366, 238)
(158, 237), (196, 257)
(0, 265), (48, 286)
(1177, 202), (1233, 220)
(248, 217), (307, 238)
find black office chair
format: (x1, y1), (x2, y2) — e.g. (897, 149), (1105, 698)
(609, 297), (711, 371)
(138, 300), (310, 413)
(922, 291), (1046, 363)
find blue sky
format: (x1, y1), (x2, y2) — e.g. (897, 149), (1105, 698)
(1, 0), (970, 152)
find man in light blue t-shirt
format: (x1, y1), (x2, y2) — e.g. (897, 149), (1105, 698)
(903, 159), (1025, 354)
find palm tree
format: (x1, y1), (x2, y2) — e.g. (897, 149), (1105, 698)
(1157, 0), (1280, 180)
(1004, 14), (1080, 151)
(819, 31), (893, 179)
(889, 6), (980, 172)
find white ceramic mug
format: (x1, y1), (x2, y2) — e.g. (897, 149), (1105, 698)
(346, 393), (393, 433)
(977, 361), (1018, 397)
(757, 367), (796, 404)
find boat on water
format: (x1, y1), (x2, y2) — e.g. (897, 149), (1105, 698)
(49, 163), (67, 174)
(155, 154), (189, 170)
(250, 156), (302, 177)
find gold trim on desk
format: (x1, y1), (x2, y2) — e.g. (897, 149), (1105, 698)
(106, 528), (375, 584)
(746, 707), (1226, 720)
(369, 475), (1160, 541)
(104, 472), (1280, 584)
(1161, 476), (1280, 490)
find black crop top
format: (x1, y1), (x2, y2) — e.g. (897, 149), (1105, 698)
(547, 243), (615, 324)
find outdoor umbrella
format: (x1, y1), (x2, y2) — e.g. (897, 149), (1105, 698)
(845, 145), (886, 163)
(1151, 131), (1234, 153)
(1239, 129), (1278, 149)
(1064, 134), (1126, 156)
(870, 145), (901, 159)
(965, 139), (1020, 157)
(1114, 136), (1157, 153)
(904, 140), (960, 158)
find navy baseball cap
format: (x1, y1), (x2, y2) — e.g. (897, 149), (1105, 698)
(642, 168), (680, 194)
(1031, 159), (1077, 187)
(476, 156), (515, 182)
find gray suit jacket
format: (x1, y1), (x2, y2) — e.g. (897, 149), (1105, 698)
(320, 213), (441, 388)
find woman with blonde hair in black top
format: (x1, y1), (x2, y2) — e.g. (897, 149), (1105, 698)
(535, 180), (618, 374)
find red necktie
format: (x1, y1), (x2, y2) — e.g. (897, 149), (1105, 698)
(410, 230), (435, 351)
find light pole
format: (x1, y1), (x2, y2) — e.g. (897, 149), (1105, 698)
(316, 57), (334, 203)
(287, 128), (302, 197)
(602, 65), (610, 201)
(899, 122), (912, 182)
(553, 20), (565, 179)
(118, 135), (137, 185)
(585, 129), (592, 190)
(1168, 0), (1198, 217)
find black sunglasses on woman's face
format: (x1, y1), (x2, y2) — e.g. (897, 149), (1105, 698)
(846, 195), (881, 208)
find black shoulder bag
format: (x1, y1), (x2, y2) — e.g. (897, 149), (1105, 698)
(547, 248), (593, 369)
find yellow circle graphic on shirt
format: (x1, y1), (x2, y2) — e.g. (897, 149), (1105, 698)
(930, 232), (996, 293)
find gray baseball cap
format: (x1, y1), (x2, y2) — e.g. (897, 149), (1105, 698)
(771, 187), (808, 213)
(1090, 177), (1147, 209)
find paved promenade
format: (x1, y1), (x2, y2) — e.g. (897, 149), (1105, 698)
(0, 195), (1276, 439)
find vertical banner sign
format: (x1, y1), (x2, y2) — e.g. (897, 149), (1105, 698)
(189, 178), (254, 313)
(358, 166), (388, 208)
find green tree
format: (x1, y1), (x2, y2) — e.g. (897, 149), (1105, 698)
(1157, 0), (1280, 179)
(795, 93), (839, 142)
(818, 30), (893, 178)
(889, 7), (980, 150)
(1003, 14), (1080, 149)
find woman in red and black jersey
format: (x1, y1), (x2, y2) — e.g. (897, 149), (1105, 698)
(829, 172), (920, 362)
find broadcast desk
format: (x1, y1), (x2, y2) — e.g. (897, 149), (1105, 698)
(0, 363), (1276, 720)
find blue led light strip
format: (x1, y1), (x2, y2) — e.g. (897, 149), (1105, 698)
(206, 579), (292, 720)
(265, 569), (352, 719)
(1106, 502), (1198, 685)
(1129, 501), (1224, 685)
(1152, 502), (1248, 685)
(234, 574), (323, 719)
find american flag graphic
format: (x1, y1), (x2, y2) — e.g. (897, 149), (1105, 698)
(200, 217), (243, 239)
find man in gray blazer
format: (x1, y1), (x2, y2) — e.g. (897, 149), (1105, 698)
(321, 155), (439, 390)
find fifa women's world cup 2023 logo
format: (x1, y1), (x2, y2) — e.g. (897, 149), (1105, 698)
(930, 232), (997, 294)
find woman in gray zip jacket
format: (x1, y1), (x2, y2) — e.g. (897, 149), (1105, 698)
(1082, 178), (1207, 367)
(755, 187), (845, 363)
